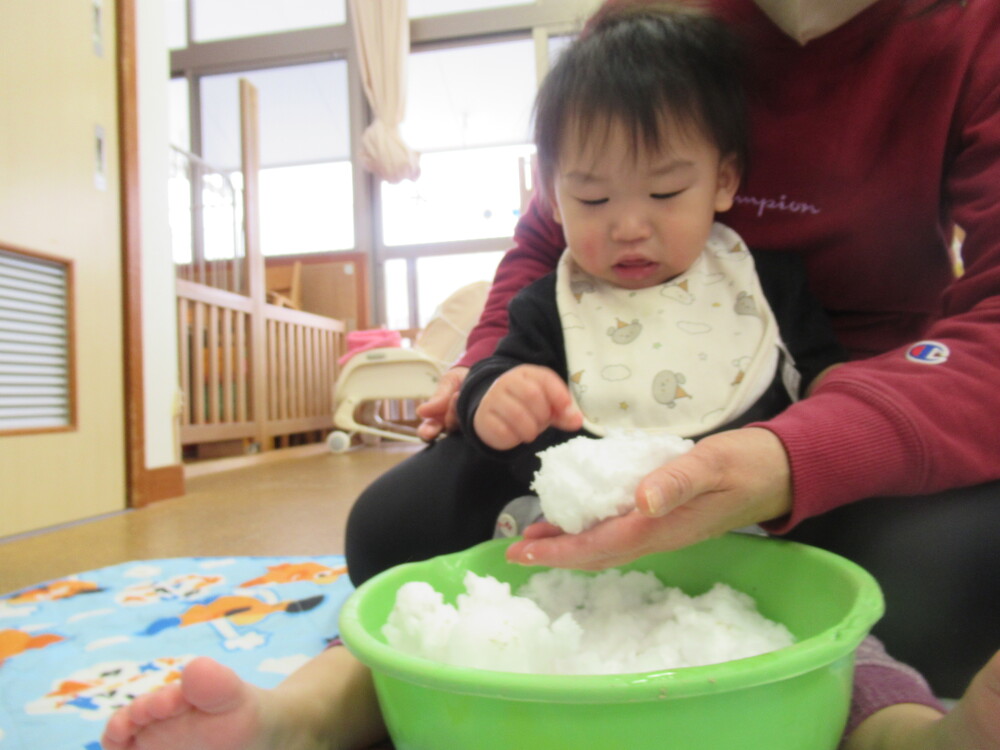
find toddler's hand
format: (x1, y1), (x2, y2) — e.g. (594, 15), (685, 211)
(474, 365), (583, 450)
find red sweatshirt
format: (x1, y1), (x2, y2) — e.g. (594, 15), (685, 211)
(459, 0), (1000, 531)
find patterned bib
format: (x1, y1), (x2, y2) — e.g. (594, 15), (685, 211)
(556, 223), (788, 437)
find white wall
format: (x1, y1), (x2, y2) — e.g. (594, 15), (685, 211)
(137, 0), (181, 469)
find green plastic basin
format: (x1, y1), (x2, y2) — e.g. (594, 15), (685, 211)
(339, 533), (883, 750)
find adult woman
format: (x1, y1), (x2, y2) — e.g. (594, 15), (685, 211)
(408, 0), (1000, 702)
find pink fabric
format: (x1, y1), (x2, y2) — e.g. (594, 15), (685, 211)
(842, 635), (945, 743)
(338, 328), (403, 366)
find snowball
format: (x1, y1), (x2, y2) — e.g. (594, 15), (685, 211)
(531, 431), (694, 533)
(384, 569), (794, 675)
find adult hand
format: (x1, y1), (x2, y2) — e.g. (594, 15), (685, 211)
(416, 367), (469, 441)
(473, 365), (583, 450)
(505, 427), (793, 569)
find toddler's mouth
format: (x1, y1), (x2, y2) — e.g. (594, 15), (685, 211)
(613, 258), (659, 281)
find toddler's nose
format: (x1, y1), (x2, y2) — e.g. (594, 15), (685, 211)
(610, 206), (652, 243)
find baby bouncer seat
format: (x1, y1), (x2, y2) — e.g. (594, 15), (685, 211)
(326, 281), (490, 452)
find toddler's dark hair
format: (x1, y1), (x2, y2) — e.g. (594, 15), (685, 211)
(533, 2), (747, 202)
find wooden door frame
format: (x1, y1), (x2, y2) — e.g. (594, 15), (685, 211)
(118, 0), (185, 507)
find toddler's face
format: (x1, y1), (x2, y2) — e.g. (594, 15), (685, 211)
(551, 116), (739, 289)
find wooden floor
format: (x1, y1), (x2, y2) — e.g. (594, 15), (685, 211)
(0, 443), (419, 595)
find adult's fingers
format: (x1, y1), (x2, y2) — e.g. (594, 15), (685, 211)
(505, 428), (793, 570)
(505, 512), (680, 570)
(416, 367), (468, 440)
(636, 448), (724, 517)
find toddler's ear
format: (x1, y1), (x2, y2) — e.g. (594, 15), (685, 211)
(714, 154), (741, 212)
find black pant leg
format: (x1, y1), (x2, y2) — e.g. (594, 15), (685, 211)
(344, 433), (535, 586)
(784, 479), (1000, 698)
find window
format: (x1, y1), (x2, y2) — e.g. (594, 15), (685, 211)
(549, 33), (575, 64)
(200, 60), (354, 256)
(169, 2), (591, 327)
(383, 251), (503, 330)
(259, 162), (354, 255)
(410, 0), (534, 19)
(169, 75), (244, 273)
(382, 259), (410, 330)
(190, 0), (346, 43)
(166, 0), (188, 50)
(168, 77), (190, 151)
(378, 37), (536, 324)
(381, 145), (532, 246)
(381, 38), (537, 247)
(416, 252), (502, 326)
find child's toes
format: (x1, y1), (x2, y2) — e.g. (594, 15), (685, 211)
(145, 684), (191, 721)
(101, 708), (138, 748)
(122, 693), (154, 727)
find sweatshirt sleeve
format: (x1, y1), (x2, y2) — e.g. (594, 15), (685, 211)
(457, 274), (572, 461)
(459, 196), (566, 367)
(761, 22), (1000, 532)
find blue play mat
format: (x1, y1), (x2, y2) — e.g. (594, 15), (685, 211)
(0, 556), (353, 750)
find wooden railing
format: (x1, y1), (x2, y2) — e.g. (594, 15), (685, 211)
(177, 281), (252, 444)
(177, 278), (345, 452)
(264, 304), (343, 436)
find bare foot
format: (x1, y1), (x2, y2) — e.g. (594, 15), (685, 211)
(101, 657), (289, 750)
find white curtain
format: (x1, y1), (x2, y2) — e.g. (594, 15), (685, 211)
(349, 0), (421, 183)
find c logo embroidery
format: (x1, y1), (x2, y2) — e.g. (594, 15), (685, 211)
(905, 341), (950, 365)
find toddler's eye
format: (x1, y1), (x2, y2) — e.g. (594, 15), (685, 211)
(578, 197), (609, 206)
(651, 191), (682, 200)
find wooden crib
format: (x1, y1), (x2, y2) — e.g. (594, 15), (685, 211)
(177, 277), (346, 456)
